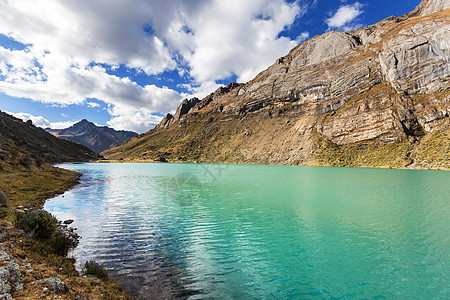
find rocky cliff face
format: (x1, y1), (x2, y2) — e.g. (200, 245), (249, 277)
(47, 119), (137, 153)
(104, 0), (450, 169)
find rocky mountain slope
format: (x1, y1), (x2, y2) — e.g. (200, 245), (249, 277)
(0, 111), (99, 164)
(47, 119), (137, 153)
(103, 0), (450, 169)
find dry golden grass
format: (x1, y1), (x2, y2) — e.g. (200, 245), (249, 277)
(0, 164), (79, 208)
(412, 128), (450, 170)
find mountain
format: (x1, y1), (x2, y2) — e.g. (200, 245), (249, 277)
(0, 111), (99, 164)
(47, 119), (137, 153)
(103, 0), (450, 170)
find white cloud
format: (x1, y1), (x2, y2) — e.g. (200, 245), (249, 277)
(87, 102), (100, 108)
(166, 0), (304, 84)
(6, 111), (78, 129)
(296, 32), (310, 44)
(326, 2), (363, 31)
(0, 0), (308, 130)
(106, 106), (163, 134)
(189, 81), (223, 100)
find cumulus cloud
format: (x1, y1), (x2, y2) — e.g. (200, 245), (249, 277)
(188, 0), (302, 83)
(296, 32), (310, 44)
(6, 111), (78, 129)
(87, 102), (100, 108)
(106, 106), (163, 134)
(326, 2), (364, 31)
(0, 0), (308, 131)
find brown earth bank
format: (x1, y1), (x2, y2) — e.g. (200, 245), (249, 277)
(103, 0), (450, 170)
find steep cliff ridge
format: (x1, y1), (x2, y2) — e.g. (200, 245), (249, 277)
(103, 0), (450, 169)
(47, 119), (137, 153)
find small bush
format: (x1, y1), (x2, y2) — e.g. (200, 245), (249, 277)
(0, 207), (8, 219)
(10, 150), (18, 161)
(51, 229), (71, 256)
(82, 261), (108, 280)
(35, 157), (43, 167)
(1, 143), (11, 151)
(19, 156), (33, 168)
(0, 227), (9, 242)
(15, 210), (58, 240)
(0, 151), (9, 161)
(0, 191), (7, 205)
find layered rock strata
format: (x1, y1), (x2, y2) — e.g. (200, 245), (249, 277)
(103, 0), (450, 169)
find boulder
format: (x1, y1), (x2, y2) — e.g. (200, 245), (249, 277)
(0, 263), (23, 296)
(35, 277), (68, 294)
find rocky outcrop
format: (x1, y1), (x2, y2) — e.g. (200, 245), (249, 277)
(0, 245), (23, 299)
(155, 98), (201, 130)
(34, 277), (68, 294)
(173, 98), (201, 121)
(418, 0), (450, 16)
(103, 0), (450, 169)
(154, 113), (174, 130)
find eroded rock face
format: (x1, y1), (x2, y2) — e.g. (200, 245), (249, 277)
(419, 0), (450, 15)
(105, 0), (450, 168)
(173, 98), (201, 122)
(379, 21), (450, 94)
(154, 113), (174, 130)
(289, 31), (360, 69)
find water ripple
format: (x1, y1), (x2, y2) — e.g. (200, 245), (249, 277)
(45, 163), (450, 299)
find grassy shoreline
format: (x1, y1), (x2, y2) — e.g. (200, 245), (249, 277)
(96, 158), (450, 171)
(0, 163), (132, 299)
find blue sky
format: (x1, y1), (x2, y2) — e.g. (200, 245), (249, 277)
(0, 0), (419, 133)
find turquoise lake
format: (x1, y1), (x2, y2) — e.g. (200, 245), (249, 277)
(45, 163), (450, 299)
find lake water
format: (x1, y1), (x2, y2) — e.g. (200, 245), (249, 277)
(45, 163), (450, 299)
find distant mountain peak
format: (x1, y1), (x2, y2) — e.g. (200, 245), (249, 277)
(73, 119), (95, 128)
(46, 120), (137, 153)
(0, 111), (99, 163)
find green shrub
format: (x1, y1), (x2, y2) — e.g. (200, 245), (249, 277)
(82, 261), (108, 280)
(10, 150), (18, 161)
(1, 143), (11, 151)
(0, 191), (7, 205)
(15, 210), (58, 240)
(35, 157), (43, 167)
(0, 207), (8, 219)
(51, 229), (71, 256)
(19, 156), (33, 168)
(15, 210), (79, 256)
(0, 151), (9, 161)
